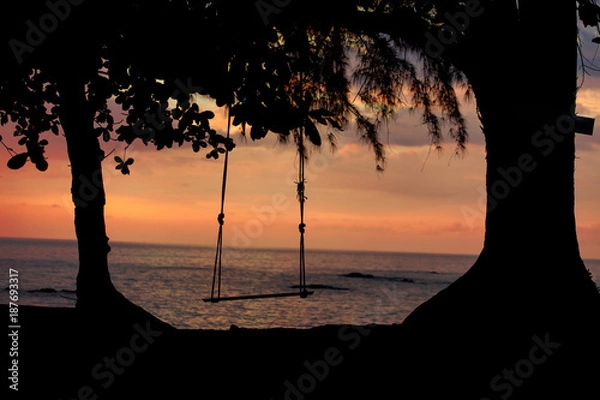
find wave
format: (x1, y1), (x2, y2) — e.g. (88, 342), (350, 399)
(340, 272), (416, 283)
(289, 284), (350, 291)
(3, 286), (76, 294)
(28, 288), (76, 294)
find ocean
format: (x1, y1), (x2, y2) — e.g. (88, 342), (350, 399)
(1, 237), (599, 330)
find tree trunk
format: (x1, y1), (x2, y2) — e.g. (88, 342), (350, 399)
(56, 76), (119, 310)
(480, 0), (577, 257)
(401, 1), (600, 397)
(464, 0), (593, 287)
(406, 0), (599, 316)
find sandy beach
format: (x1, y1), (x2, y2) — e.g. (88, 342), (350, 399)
(5, 302), (600, 399)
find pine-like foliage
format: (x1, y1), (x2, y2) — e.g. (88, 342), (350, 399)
(1, 0), (597, 171)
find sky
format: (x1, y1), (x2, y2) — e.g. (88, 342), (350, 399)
(1, 38), (600, 259)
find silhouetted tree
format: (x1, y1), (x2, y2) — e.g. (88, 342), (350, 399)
(0, 1), (232, 311)
(346, 0), (600, 321)
(0, 0), (468, 311)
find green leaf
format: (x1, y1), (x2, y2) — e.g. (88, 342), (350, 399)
(7, 153), (28, 170)
(114, 156), (123, 163)
(125, 158), (134, 165)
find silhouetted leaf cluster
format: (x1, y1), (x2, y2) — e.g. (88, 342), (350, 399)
(114, 156), (134, 175)
(1, 0), (597, 173)
(0, 69), (59, 171)
(579, 0), (600, 27)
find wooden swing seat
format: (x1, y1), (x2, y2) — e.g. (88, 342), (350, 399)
(203, 290), (313, 303)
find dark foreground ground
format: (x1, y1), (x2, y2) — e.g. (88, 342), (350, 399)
(3, 304), (600, 400)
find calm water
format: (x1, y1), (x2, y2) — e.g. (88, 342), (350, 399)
(1, 238), (599, 330)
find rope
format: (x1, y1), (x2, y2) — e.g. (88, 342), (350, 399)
(296, 71), (308, 298)
(207, 72), (312, 302)
(210, 105), (232, 302)
(297, 122), (308, 297)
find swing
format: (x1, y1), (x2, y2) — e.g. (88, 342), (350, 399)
(203, 106), (314, 303)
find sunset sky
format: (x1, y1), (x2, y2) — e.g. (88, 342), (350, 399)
(1, 35), (600, 259)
